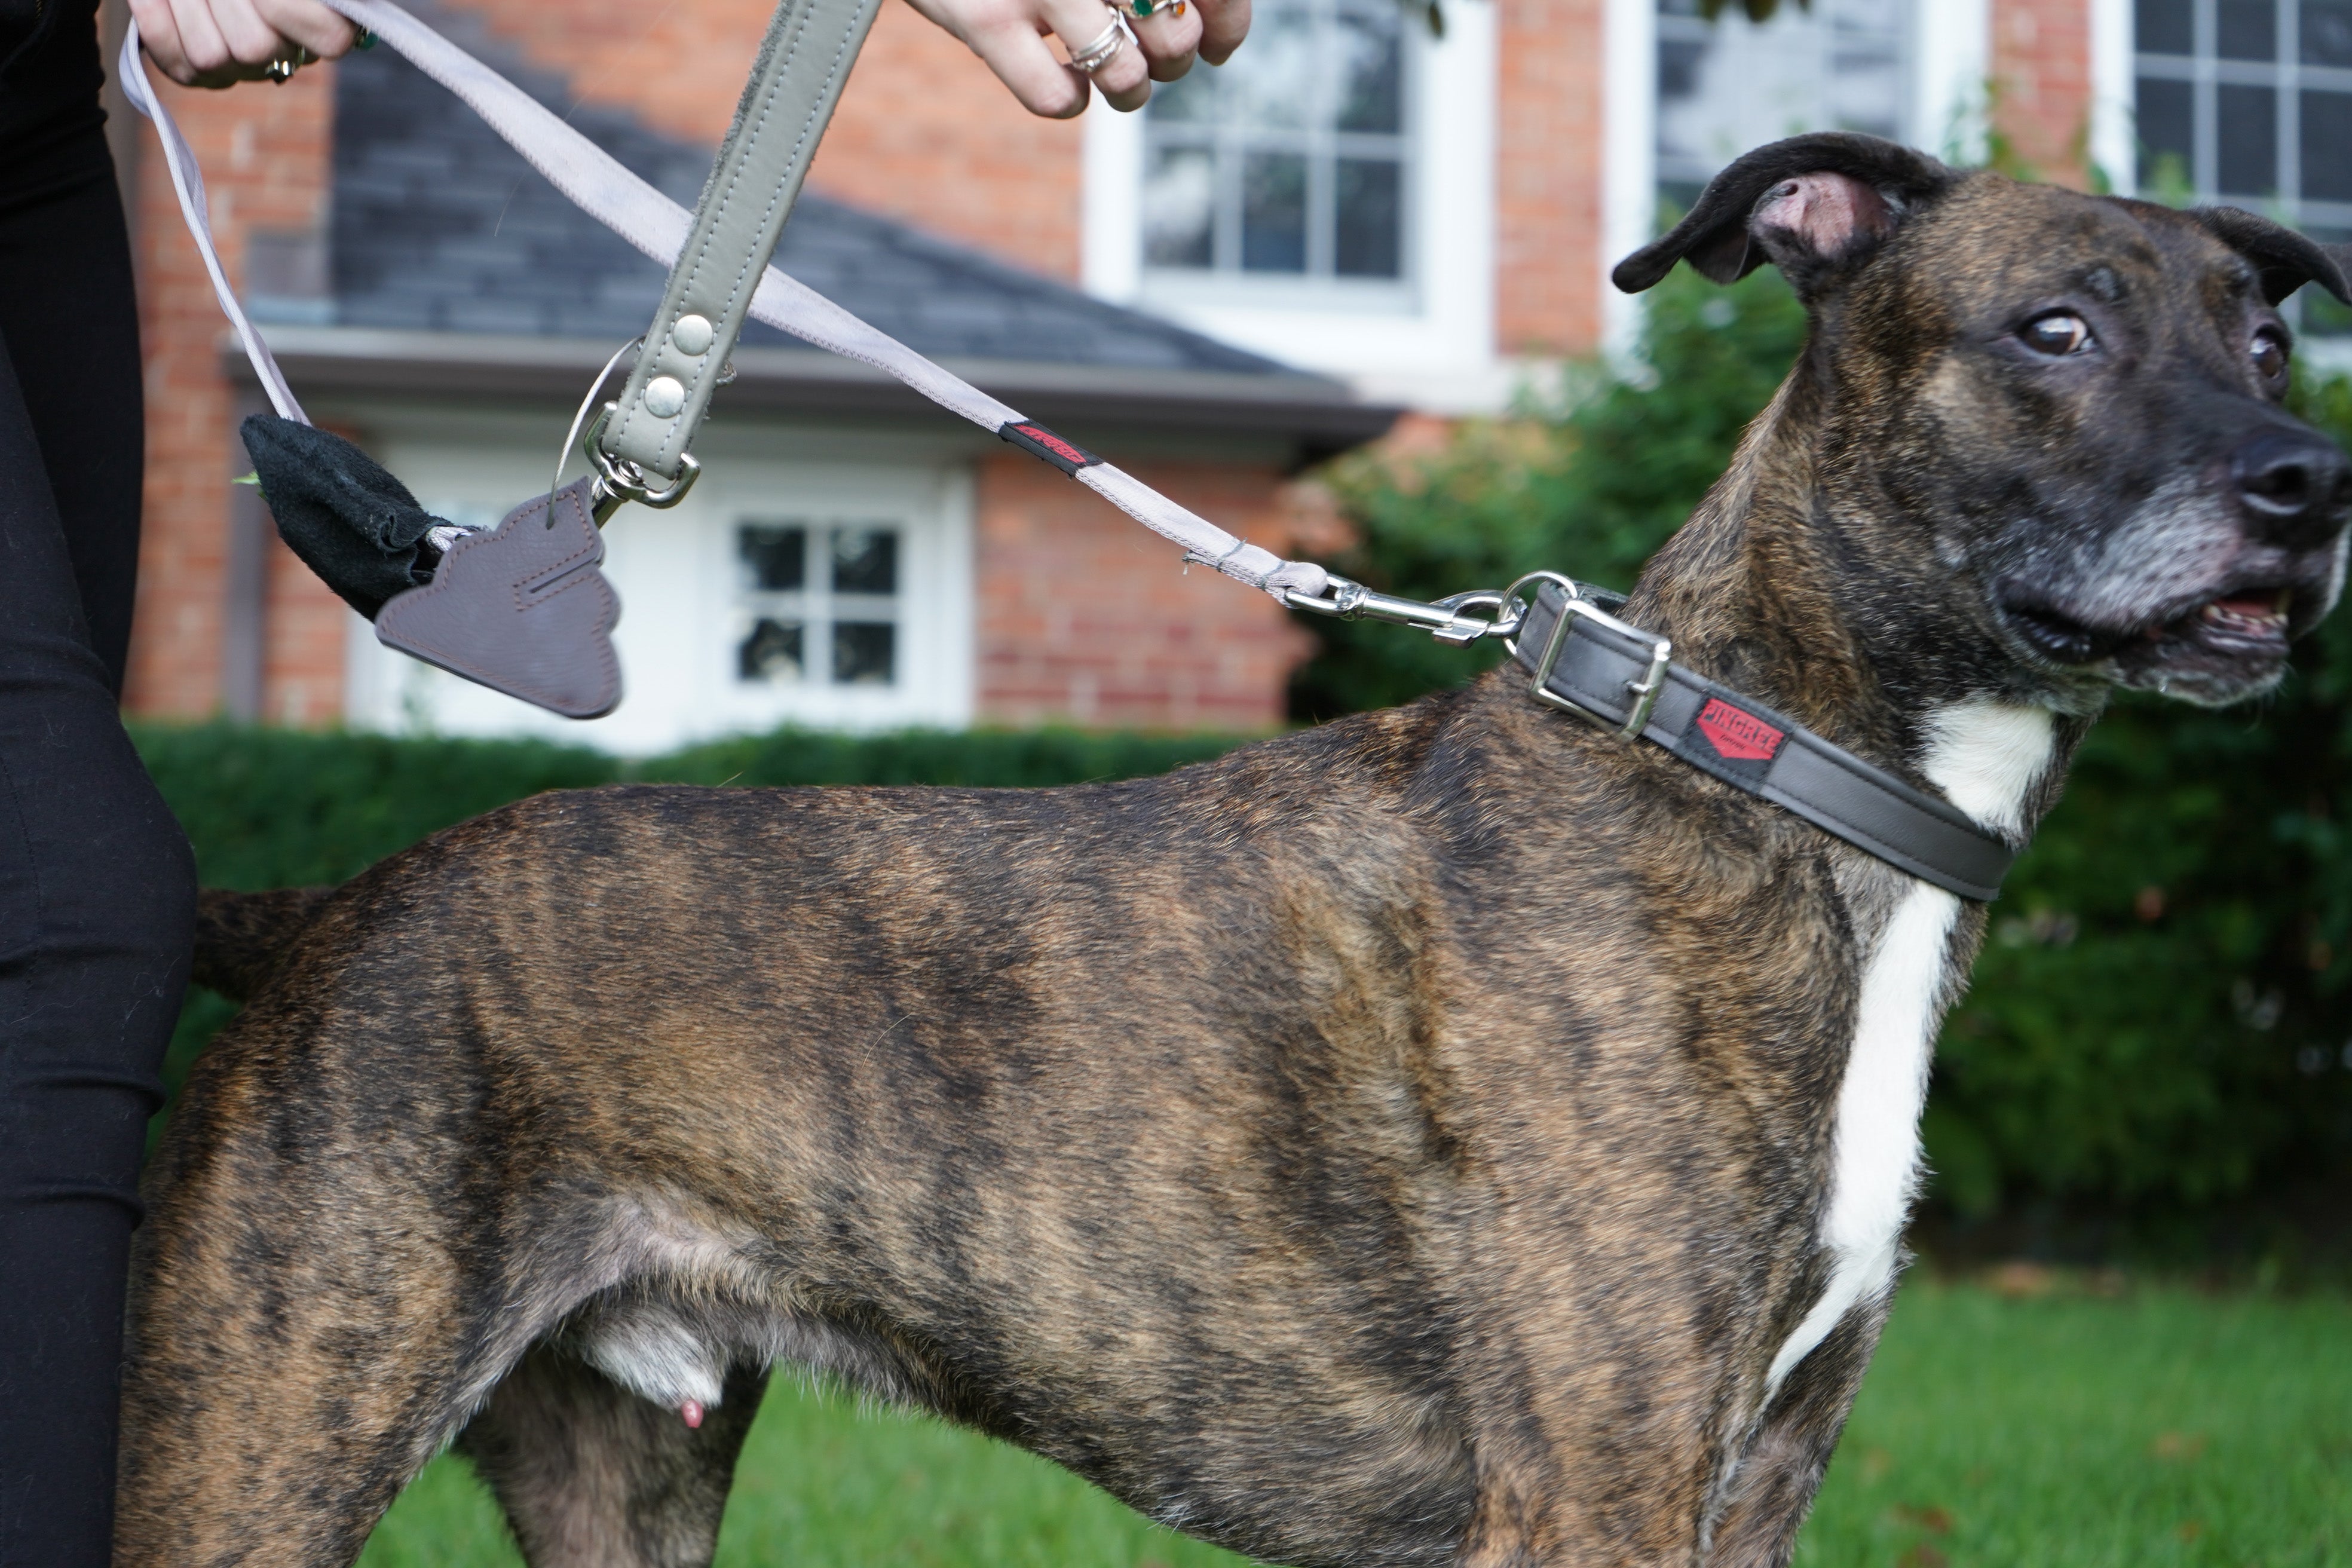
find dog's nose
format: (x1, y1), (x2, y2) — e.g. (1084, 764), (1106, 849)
(2232, 427), (2352, 546)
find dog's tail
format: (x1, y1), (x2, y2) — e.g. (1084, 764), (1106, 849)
(192, 886), (335, 1000)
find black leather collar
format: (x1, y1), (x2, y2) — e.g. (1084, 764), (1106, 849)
(1511, 581), (2014, 901)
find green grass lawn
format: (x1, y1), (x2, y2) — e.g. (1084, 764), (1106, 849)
(359, 1281), (2351, 1567)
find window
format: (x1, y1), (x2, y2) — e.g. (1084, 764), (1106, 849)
(2134, 0), (2352, 334)
(736, 522), (902, 688)
(344, 430), (974, 752)
(1656, 0), (1912, 211)
(1141, 0), (1411, 286)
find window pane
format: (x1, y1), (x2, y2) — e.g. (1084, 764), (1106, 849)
(1334, 158), (1401, 277)
(2302, 1), (2352, 66)
(2136, 0), (2192, 55)
(1151, 62), (1221, 123)
(2136, 76), (2194, 194)
(1335, 6), (1402, 132)
(1242, 152), (1307, 271)
(1658, 36), (1705, 102)
(2302, 90), (2352, 200)
(831, 527), (898, 595)
(738, 618), (803, 682)
(1143, 145), (1216, 268)
(832, 623), (895, 685)
(2217, 84), (2278, 195)
(1235, 4), (1314, 128)
(738, 525), (806, 592)
(2217, 0), (2275, 60)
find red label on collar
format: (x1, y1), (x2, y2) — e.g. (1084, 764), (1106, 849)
(1695, 698), (1786, 762)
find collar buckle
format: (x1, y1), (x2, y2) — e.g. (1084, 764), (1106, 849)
(1506, 571), (1673, 741)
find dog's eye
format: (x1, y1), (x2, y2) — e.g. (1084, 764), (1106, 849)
(2020, 312), (2094, 356)
(2252, 327), (2290, 382)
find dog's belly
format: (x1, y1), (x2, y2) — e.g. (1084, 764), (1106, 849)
(562, 1238), (1478, 1568)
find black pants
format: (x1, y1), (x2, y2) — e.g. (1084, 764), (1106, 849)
(0, 156), (198, 1564)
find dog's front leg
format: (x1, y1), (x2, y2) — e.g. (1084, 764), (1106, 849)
(1701, 1293), (1891, 1568)
(458, 1348), (769, 1568)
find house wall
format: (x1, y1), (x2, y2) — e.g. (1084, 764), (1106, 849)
(974, 456), (1315, 730)
(128, 66), (347, 722)
(1992, 0), (2097, 186)
(112, 0), (2119, 733)
(453, 0), (1086, 280)
(1495, 0), (1610, 356)
(113, 2), (1293, 734)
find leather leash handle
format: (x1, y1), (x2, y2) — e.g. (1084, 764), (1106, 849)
(601, 0), (884, 489)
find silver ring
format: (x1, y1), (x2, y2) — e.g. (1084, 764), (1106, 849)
(1067, 15), (1129, 73)
(262, 45), (316, 84)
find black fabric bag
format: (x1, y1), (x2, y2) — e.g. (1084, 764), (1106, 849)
(240, 415), (449, 619)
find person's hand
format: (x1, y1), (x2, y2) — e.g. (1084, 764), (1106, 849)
(901, 0), (1248, 117)
(131, 0), (359, 88)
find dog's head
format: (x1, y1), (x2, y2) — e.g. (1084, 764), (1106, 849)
(1618, 132), (2352, 709)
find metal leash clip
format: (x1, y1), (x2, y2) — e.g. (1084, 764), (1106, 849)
(582, 403), (700, 523)
(1282, 575), (1525, 647)
(1502, 571), (1671, 740)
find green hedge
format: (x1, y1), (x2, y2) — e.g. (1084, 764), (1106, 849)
(136, 723), (1249, 891)
(1287, 264), (2352, 1261)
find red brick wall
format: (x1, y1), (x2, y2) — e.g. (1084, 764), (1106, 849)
(1494, 0), (1606, 356)
(127, 66), (344, 721)
(975, 458), (1314, 730)
(455, 0), (1083, 280)
(1992, 0), (2095, 188)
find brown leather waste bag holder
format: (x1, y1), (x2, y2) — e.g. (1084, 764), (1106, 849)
(375, 479), (622, 720)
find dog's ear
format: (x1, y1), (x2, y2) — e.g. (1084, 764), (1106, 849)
(2188, 206), (2352, 305)
(1613, 133), (1957, 296)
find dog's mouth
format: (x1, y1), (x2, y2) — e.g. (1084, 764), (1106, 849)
(1997, 571), (2328, 703)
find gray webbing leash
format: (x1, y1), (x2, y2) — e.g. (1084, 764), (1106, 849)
(120, 0), (1330, 605)
(121, 4), (2016, 898)
(591, 0), (883, 510)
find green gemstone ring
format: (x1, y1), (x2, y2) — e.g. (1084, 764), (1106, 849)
(1124, 0), (1187, 18)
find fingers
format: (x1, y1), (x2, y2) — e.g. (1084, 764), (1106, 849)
(1039, 0), (1148, 109)
(904, 0), (1218, 119)
(1127, 1), (1203, 82)
(128, 0), (201, 84)
(189, 0), (289, 71)
(252, 0), (359, 60)
(133, 0), (354, 85)
(1195, 0), (1248, 66)
(953, 5), (1091, 118)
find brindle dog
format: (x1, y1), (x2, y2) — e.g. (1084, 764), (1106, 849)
(121, 134), (2351, 1568)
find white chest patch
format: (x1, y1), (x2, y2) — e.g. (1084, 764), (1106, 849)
(1763, 699), (2054, 1396)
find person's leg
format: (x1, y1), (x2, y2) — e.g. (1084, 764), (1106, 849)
(0, 149), (145, 694)
(0, 170), (197, 1565)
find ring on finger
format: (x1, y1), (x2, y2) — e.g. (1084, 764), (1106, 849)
(262, 44), (317, 84)
(1067, 15), (1131, 73)
(1117, 0), (1187, 17)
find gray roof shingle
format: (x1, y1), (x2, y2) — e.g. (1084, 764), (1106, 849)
(330, 13), (1288, 376)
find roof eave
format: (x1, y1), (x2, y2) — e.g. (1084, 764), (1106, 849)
(228, 325), (1402, 459)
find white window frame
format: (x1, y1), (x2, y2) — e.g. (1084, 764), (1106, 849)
(342, 412), (975, 754)
(1083, 0), (1497, 409)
